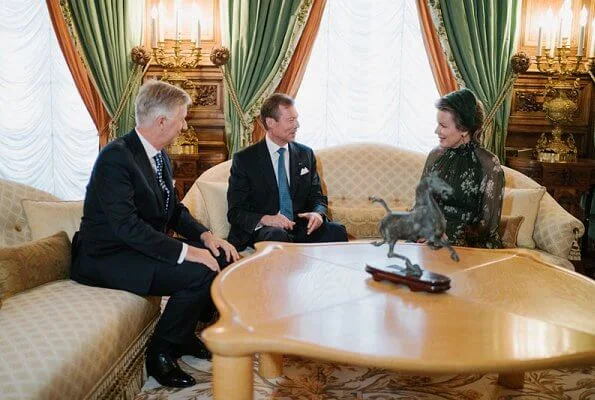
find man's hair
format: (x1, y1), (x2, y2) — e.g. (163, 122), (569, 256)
(260, 93), (294, 130)
(135, 80), (192, 126)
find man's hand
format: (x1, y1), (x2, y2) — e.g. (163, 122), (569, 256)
(260, 213), (295, 230)
(185, 246), (220, 272)
(200, 231), (240, 263)
(297, 212), (323, 235)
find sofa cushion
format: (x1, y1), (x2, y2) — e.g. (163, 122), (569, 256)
(502, 187), (546, 249)
(498, 215), (525, 248)
(329, 198), (407, 239)
(197, 181), (230, 239)
(21, 200), (83, 241)
(0, 179), (59, 246)
(0, 232), (70, 301)
(0, 280), (160, 400)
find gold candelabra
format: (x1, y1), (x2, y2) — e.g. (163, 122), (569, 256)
(152, 39), (201, 80)
(534, 38), (594, 162)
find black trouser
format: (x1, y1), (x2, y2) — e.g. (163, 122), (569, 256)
(147, 240), (229, 346)
(253, 219), (348, 245)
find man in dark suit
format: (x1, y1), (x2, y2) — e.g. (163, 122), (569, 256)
(71, 80), (238, 388)
(227, 93), (347, 250)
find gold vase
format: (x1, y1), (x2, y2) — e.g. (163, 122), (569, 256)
(535, 82), (579, 163)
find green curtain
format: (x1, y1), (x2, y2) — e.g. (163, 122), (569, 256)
(438, 0), (520, 161)
(66, 0), (144, 138)
(222, 0), (312, 155)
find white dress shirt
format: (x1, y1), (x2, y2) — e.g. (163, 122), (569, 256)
(136, 129), (188, 264)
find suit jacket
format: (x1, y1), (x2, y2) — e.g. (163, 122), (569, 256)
(71, 131), (208, 294)
(227, 139), (328, 249)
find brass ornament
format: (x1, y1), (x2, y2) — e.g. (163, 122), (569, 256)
(210, 46), (230, 67)
(511, 52), (530, 74)
(167, 125), (199, 154)
(131, 46), (151, 66)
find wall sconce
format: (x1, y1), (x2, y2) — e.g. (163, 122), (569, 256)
(533, 1), (595, 162)
(150, 0), (202, 80)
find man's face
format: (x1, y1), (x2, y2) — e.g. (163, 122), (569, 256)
(266, 105), (299, 146)
(161, 105), (188, 146)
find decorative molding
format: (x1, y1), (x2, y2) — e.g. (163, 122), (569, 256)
(193, 84), (217, 106)
(515, 91), (542, 112)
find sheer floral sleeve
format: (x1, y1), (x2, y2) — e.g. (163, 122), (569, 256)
(473, 147), (505, 249)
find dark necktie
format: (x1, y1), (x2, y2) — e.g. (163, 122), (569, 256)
(153, 152), (170, 214)
(277, 148), (293, 220)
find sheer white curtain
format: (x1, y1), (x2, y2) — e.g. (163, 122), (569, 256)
(0, 0), (98, 200)
(296, 0), (440, 154)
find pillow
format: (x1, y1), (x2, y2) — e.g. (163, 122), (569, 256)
(0, 231), (71, 301)
(502, 187), (546, 249)
(197, 181), (230, 239)
(21, 199), (84, 241)
(498, 215), (525, 248)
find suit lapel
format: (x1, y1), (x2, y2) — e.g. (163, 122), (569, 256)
(257, 140), (279, 197)
(289, 143), (301, 197)
(126, 131), (166, 211)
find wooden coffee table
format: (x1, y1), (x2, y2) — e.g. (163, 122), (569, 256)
(202, 242), (595, 400)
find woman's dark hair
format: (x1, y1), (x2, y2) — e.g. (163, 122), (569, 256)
(435, 88), (485, 143)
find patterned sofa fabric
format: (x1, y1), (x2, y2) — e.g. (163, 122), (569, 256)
(0, 178), (161, 400)
(0, 281), (159, 400)
(181, 144), (583, 270)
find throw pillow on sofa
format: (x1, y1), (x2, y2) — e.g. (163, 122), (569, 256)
(502, 187), (546, 249)
(498, 215), (525, 248)
(21, 199), (83, 241)
(197, 181), (231, 239)
(0, 231), (70, 301)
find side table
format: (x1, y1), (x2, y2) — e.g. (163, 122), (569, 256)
(506, 157), (595, 268)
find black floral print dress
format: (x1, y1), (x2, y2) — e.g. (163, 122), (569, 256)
(421, 142), (505, 248)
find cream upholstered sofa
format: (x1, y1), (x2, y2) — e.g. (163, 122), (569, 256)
(182, 143), (584, 271)
(0, 179), (160, 400)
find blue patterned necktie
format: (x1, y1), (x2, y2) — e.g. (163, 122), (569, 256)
(153, 152), (170, 214)
(277, 148), (293, 220)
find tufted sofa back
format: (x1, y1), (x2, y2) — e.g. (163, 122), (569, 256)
(0, 179), (59, 246)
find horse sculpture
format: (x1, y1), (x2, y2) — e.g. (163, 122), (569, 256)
(370, 171), (460, 277)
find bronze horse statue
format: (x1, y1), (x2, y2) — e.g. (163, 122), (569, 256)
(370, 172), (460, 277)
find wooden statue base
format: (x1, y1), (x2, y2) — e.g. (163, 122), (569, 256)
(365, 264), (451, 293)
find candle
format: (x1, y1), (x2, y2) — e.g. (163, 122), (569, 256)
(561, 0), (572, 45)
(578, 7), (587, 56)
(546, 8), (555, 57)
(196, 19), (201, 47)
(537, 25), (543, 56)
(557, 9), (563, 48)
(175, 0), (181, 40)
(151, 6), (158, 48)
(589, 19), (595, 57)
(158, 1), (165, 42)
(191, 2), (201, 47)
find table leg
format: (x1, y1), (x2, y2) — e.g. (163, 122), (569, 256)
(497, 372), (525, 389)
(258, 353), (283, 378)
(213, 355), (253, 400)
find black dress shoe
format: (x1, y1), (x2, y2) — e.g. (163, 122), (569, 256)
(172, 337), (212, 360)
(146, 351), (196, 388)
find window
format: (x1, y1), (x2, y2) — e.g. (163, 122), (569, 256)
(0, 0), (98, 200)
(296, 0), (439, 154)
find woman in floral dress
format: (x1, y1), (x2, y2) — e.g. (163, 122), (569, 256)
(421, 88), (504, 248)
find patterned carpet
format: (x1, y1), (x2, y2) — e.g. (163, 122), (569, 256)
(137, 355), (595, 399)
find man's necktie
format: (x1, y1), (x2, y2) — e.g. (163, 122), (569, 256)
(277, 148), (293, 220)
(153, 152), (170, 214)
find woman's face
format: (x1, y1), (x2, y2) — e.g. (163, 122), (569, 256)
(435, 110), (470, 149)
